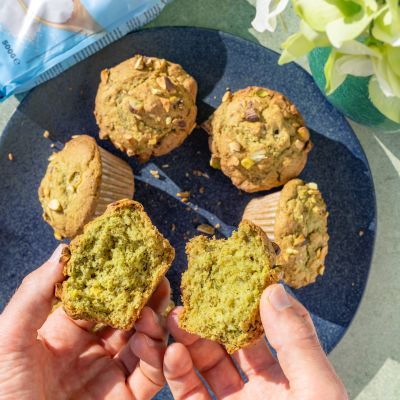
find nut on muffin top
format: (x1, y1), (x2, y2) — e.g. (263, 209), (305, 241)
(95, 55), (198, 162)
(275, 179), (329, 288)
(205, 86), (312, 192)
(38, 135), (102, 239)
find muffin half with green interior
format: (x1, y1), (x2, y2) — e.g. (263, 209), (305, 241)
(95, 55), (198, 162)
(56, 199), (175, 330)
(38, 135), (134, 240)
(204, 86), (312, 192)
(179, 221), (280, 353)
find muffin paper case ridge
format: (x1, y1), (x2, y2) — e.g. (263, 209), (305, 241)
(242, 191), (281, 241)
(95, 147), (135, 216)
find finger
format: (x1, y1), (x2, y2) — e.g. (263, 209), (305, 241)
(167, 308), (244, 397)
(97, 327), (135, 356)
(232, 336), (276, 379)
(261, 284), (345, 392)
(114, 302), (168, 378)
(128, 360), (165, 400)
(39, 307), (99, 360)
(2, 245), (66, 341)
(130, 332), (165, 370)
(135, 307), (166, 341)
(147, 277), (171, 314)
(114, 344), (139, 377)
(164, 343), (211, 400)
(68, 318), (97, 331)
(114, 313), (166, 374)
(126, 333), (166, 399)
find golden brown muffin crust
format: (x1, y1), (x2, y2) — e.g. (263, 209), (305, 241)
(38, 135), (102, 239)
(205, 86), (312, 192)
(275, 179), (329, 288)
(95, 55), (198, 162)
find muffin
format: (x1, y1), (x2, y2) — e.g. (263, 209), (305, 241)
(242, 191), (280, 240)
(38, 135), (134, 240)
(95, 54), (198, 162)
(204, 86), (312, 192)
(243, 179), (329, 288)
(179, 221), (280, 353)
(56, 199), (175, 330)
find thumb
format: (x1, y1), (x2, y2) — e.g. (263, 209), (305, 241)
(2, 245), (66, 342)
(261, 284), (346, 396)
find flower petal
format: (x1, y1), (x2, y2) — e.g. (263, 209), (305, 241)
(372, 48), (400, 97)
(324, 50), (347, 94)
(369, 76), (400, 123)
(326, 12), (373, 48)
(338, 40), (381, 57)
(293, 0), (342, 32)
(372, 2), (400, 46)
(278, 32), (316, 64)
(336, 55), (374, 76)
(387, 46), (400, 78)
(252, 0), (290, 33)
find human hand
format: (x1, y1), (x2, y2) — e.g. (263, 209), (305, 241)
(163, 284), (348, 400)
(0, 245), (169, 400)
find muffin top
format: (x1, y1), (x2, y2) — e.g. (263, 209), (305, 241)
(205, 86), (312, 192)
(180, 220), (279, 353)
(38, 135), (102, 239)
(56, 199), (175, 330)
(95, 55), (198, 162)
(275, 179), (329, 288)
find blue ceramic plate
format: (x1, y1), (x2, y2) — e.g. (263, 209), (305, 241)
(0, 28), (376, 358)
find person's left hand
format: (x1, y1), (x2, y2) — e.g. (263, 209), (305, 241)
(0, 245), (169, 400)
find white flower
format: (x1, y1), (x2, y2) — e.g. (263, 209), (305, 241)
(252, 0), (290, 33)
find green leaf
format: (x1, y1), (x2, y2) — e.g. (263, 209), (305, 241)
(278, 32), (316, 64)
(369, 76), (400, 123)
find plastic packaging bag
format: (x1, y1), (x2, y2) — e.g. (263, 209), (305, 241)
(0, 0), (170, 100)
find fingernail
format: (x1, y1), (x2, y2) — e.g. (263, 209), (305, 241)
(267, 284), (291, 311)
(49, 244), (64, 264)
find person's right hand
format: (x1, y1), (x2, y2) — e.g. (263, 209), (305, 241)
(0, 245), (169, 400)
(163, 284), (348, 400)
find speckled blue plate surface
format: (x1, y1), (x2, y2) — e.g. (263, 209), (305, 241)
(0, 27), (375, 369)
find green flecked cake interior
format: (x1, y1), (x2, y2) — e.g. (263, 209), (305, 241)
(62, 207), (171, 329)
(180, 222), (277, 353)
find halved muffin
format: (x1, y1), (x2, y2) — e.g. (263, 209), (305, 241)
(179, 221), (279, 353)
(56, 199), (175, 330)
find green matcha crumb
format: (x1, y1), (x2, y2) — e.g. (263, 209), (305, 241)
(57, 200), (174, 330)
(180, 221), (279, 353)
